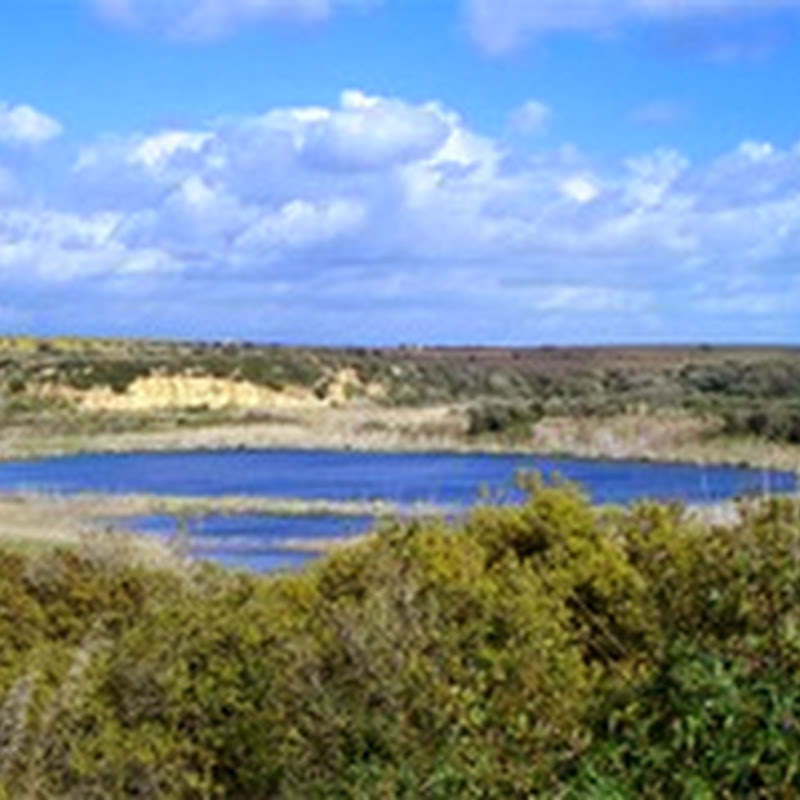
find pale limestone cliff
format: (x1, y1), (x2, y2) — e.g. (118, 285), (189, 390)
(58, 375), (321, 413)
(38, 369), (385, 413)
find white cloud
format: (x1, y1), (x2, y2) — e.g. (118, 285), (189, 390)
(623, 149), (689, 208)
(561, 175), (601, 204)
(236, 198), (366, 254)
(736, 141), (775, 163)
(0, 103), (62, 146)
(4, 89), (800, 341)
(0, 209), (131, 281)
(127, 130), (213, 170)
(466, 0), (800, 53)
(299, 90), (451, 171)
(508, 100), (552, 135)
(92, 0), (377, 40)
(528, 285), (651, 313)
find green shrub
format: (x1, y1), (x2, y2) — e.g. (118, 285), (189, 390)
(722, 404), (800, 444)
(4, 488), (800, 796)
(466, 401), (544, 438)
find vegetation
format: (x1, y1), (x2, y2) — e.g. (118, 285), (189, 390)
(465, 400), (545, 438)
(3, 484), (800, 796)
(5, 338), (800, 454)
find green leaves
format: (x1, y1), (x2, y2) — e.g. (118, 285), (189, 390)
(5, 488), (800, 796)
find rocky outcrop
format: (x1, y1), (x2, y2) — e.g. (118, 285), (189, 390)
(37, 369), (385, 413)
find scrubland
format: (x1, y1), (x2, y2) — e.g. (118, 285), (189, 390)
(3, 484), (800, 796)
(3, 337), (800, 796)
(2, 336), (800, 468)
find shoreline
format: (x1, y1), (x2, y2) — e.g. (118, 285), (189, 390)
(0, 490), (417, 564)
(1, 406), (798, 563)
(12, 490), (454, 519)
(1, 485), (792, 568)
(0, 437), (800, 476)
(0, 420), (798, 473)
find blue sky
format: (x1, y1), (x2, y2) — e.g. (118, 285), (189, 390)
(2, 0), (800, 344)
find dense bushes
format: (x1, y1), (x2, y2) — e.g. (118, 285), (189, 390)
(722, 404), (800, 444)
(4, 487), (800, 796)
(466, 401), (545, 438)
(679, 359), (800, 444)
(679, 359), (800, 399)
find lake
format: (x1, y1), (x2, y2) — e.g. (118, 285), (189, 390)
(0, 449), (794, 571)
(124, 511), (373, 573)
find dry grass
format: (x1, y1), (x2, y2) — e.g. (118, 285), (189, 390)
(0, 405), (467, 461)
(529, 411), (800, 471)
(1, 404), (799, 471)
(0, 493), (177, 567)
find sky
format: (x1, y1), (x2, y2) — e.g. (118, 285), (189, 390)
(1, 1), (800, 345)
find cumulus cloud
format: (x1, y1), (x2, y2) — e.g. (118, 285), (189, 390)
(0, 103), (63, 146)
(0, 208), (166, 282)
(466, 0), (800, 53)
(92, 0), (377, 39)
(299, 90), (451, 171)
(4, 90), (800, 341)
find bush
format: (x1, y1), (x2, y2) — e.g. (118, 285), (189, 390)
(722, 404), (800, 444)
(466, 401), (544, 438)
(4, 489), (800, 795)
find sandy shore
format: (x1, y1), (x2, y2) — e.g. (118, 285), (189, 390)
(0, 491), (177, 565)
(0, 489), (444, 564)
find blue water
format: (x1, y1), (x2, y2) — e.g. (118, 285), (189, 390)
(0, 448), (793, 505)
(0, 449), (794, 571)
(128, 512), (372, 572)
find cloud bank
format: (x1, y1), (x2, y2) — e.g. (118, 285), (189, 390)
(2, 93), (799, 342)
(90, 0), (800, 53)
(92, 0), (377, 39)
(466, 0), (800, 53)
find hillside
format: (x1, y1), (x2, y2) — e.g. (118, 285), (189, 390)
(2, 336), (800, 465)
